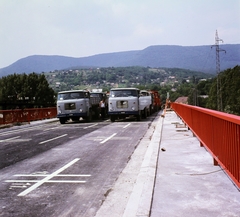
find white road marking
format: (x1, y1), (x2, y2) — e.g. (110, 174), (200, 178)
(16, 158), (80, 196)
(9, 182), (31, 189)
(0, 136), (20, 142)
(10, 186), (27, 189)
(6, 180), (86, 183)
(83, 123), (98, 129)
(9, 182), (29, 189)
(2, 139), (32, 143)
(100, 133), (117, 144)
(123, 123), (131, 128)
(39, 134), (67, 144)
(14, 174), (91, 177)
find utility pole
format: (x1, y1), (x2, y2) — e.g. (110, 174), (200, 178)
(211, 30), (226, 111)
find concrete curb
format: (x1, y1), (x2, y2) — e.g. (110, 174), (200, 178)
(95, 112), (164, 217)
(123, 114), (163, 217)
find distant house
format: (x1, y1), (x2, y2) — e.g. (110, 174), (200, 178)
(175, 96), (188, 104)
(56, 82), (61, 88)
(199, 95), (208, 98)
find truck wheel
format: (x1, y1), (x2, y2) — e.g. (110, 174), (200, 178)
(95, 110), (100, 120)
(59, 118), (66, 124)
(149, 106), (152, 115)
(137, 113), (142, 121)
(143, 108), (147, 119)
(86, 110), (92, 122)
(110, 115), (115, 122)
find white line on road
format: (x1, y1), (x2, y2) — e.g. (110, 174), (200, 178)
(0, 136), (20, 143)
(39, 134), (67, 144)
(100, 133), (117, 144)
(14, 174), (91, 177)
(123, 123), (131, 128)
(6, 180), (86, 183)
(17, 158), (80, 196)
(10, 186), (27, 189)
(83, 123), (98, 129)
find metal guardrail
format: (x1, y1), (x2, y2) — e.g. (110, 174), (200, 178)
(0, 108), (57, 125)
(171, 103), (240, 189)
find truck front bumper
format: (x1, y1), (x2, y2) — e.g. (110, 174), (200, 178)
(108, 111), (139, 116)
(57, 112), (87, 118)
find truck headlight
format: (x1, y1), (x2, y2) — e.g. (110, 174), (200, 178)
(79, 109), (83, 112)
(131, 107), (135, 111)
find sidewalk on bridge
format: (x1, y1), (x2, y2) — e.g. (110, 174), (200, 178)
(95, 110), (240, 217)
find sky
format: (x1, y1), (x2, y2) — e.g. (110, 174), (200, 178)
(0, 0), (240, 68)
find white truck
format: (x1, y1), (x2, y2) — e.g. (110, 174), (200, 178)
(108, 88), (152, 122)
(140, 90), (152, 116)
(56, 90), (102, 124)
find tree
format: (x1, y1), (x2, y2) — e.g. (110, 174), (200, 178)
(206, 65), (240, 115)
(0, 73), (56, 109)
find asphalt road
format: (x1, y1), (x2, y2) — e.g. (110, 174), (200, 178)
(0, 115), (156, 217)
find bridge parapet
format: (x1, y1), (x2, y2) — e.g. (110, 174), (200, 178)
(171, 102), (240, 189)
(0, 108), (57, 125)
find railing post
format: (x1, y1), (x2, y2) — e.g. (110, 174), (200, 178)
(213, 157), (219, 166)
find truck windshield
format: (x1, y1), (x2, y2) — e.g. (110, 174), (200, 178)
(90, 93), (102, 98)
(58, 92), (85, 100)
(110, 90), (138, 97)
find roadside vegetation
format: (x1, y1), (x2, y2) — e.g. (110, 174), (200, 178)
(0, 73), (55, 109)
(206, 65), (240, 115)
(0, 65), (239, 115)
(44, 66), (212, 106)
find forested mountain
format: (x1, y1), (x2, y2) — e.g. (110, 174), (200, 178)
(0, 44), (239, 77)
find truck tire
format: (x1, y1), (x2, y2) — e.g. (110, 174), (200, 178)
(136, 113), (142, 121)
(59, 117), (66, 124)
(110, 115), (115, 122)
(143, 108), (147, 119)
(149, 105), (152, 115)
(86, 110), (92, 122)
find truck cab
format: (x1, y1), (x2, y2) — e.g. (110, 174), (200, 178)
(108, 88), (141, 122)
(57, 90), (91, 124)
(140, 90), (152, 117)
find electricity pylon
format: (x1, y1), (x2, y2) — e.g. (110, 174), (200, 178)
(211, 30), (226, 111)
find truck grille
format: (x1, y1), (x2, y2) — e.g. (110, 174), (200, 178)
(117, 100), (128, 108)
(64, 103), (76, 110)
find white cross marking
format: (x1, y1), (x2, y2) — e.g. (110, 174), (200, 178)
(4, 158), (89, 196)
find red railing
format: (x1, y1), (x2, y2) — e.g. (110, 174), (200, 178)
(171, 103), (240, 189)
(0, 108), (57, 125)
